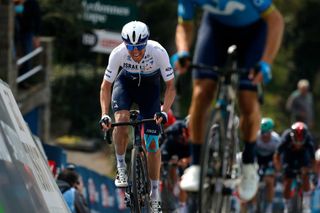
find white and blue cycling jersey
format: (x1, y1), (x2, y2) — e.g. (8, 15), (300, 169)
(104, 40), (174, 138)
(104, 40), (174, 83)
(178, 0), (274, 27)
(256, 131), (280, 157)
(256, 131), (280, 172)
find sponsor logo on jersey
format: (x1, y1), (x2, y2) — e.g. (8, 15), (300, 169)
(204, 1), (245, 15)
(123, 63), (144, 70)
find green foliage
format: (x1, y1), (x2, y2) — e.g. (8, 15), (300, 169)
(51, 65), (102, 138)
(40, 0), (92, 64)
(44, 0), (320, 138)
(138, 0), (177, 53)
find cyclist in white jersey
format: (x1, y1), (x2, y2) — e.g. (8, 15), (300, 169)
(255, 117), (280, 213)
(99, 21), (176, 213)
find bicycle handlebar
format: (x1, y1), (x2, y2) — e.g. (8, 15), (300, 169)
(103, 118), (164, 144)
(190, 64), (248, 75)
(110, 118), (155, 127)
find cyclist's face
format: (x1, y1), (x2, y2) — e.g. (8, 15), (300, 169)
(126, 45), (146, 63)
(261, 132), (271, 142)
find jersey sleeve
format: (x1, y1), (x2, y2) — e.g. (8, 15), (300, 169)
(178, 0), (195, 22)
(104, 48), (121, 83)
(252, 0), (274, 14)
(154, 44), (175, 82)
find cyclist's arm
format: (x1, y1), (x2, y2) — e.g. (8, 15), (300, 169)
(273, 152), (281, 172)
(175, 0), (195, 52)
(175, 21), (194, 53)
(155, 43), (176, 114)
(100, 79), (112, 117)
(260, 5), (285, 64)
(100, 47), (122, 117)
(162, 79), (176, 114)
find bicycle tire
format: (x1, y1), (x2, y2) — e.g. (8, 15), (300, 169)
(256, 182), (266, 213)
(160, 165), (179, 212)
(131, 147), (150, 213)
(140, 147), (151, 211)
(291, 187), (303, 213)
(199, 111), (227, 213)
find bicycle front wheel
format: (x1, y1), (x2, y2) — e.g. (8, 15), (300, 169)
(131, 147), (150, 213)
(199, 112), (226, 213)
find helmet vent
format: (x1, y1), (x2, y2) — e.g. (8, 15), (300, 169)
(132, 31), (136, 43)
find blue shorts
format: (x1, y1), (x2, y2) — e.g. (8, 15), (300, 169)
(111, 70), (161, 135)
(192, 12), (267, 91)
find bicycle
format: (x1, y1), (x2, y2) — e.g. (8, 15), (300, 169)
(280, 164), (314, 213)
(105, 110), (155, 213)
(287, 169), (304, 213)
(159, 120), (191, 213)
(196, 45), (256, 213)
(255, 164), (276, 213)
(159, 154), (180, 213)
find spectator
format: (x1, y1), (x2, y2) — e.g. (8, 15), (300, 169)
(286, 79), (314, 128)
(57, 169), (90, 213)
(13, 0), (41, 76)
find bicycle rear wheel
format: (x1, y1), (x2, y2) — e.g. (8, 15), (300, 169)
(199, 112), (227, 213)
(131, 147), (150, 213)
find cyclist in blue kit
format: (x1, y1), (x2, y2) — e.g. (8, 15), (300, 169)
(99, 21), (176, 212)
(172, 0), (284, 201)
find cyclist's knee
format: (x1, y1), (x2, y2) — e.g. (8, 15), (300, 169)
(114, 110), (130, 121)
(144, 134), (160, 152)
(193, 85), (214, 105)
(238, 91), (260, 114)
(114, 125), (130, 135)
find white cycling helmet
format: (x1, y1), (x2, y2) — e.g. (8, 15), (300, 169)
(315, 149), (320, 161)
(121, 21), (149, 45)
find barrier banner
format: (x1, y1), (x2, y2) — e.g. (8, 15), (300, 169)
(0, 79), (70, 213)
(43, 138), (130, 212)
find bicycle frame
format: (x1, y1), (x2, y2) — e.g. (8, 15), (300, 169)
(197, 49), (245, 213)
(107, 110), (155, 213)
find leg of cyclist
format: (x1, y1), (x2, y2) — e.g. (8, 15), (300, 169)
(283, 176), (293, 213)
(180, 79), (217, 191)
(238, 90), (260, 201)
(113, 111), (131, 187)
(235, 15), (273, 202)
(138, 78), (164, 212)
(259, 154), (277, 212)
(264, 175), (275, 212)
(301, 166), (312, 212)
(282, 153), (300, 212)
(110, 74), (133, 188)
(179, 14), (226, 192)
(300, 149), (314, 213)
